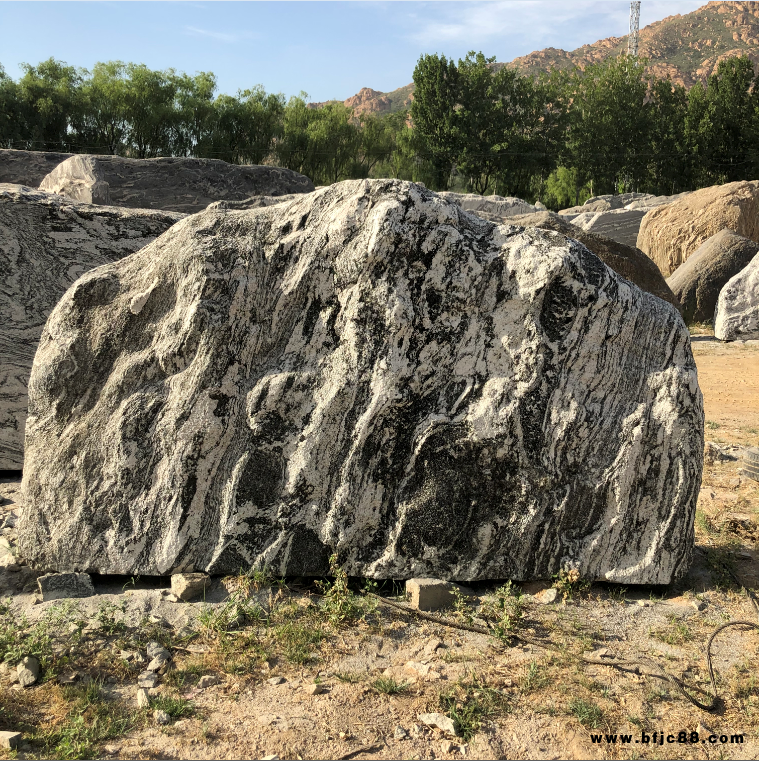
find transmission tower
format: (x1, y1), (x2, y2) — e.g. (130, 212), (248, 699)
(628, 1), (641, 57)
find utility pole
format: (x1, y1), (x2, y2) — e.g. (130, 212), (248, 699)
(628, 1), (641, 57)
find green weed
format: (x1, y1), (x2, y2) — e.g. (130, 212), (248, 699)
(371, 676), (409, 695)
(439, 676), (509, 742)
(568, 697), (604, 729)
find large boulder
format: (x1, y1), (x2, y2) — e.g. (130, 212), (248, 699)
(714, 251), (759, 341)
(207, 194), (305, 211)
(0, 184), (183, 469)
(17, 180), (702, 584)
(570, 208), (648, 248)
(39, 155), (315, 214)
(437, 192), (538, 218)
(0, 149), (73, 187)
(637, 181), (759, 276)
(504, 211), (680, 310)
(666, 229), (759, 325)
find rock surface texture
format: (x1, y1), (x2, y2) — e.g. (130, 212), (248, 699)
(206, 194), (306, 211)
(507, 211), (680, 310)
(714, 251), (759, 341)
(637, 180), (759, 276)
(0, 149), (72, 187)
(0, 184), (183, 469)
(666, 229), (759, 325)
(17, 180), (702, 584)
(438, 192), (537, 218)
(39, 154), (315, 214)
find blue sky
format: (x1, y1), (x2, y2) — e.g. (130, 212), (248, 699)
(0, 1), (706, 102)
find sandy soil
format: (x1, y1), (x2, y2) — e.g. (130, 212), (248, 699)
(1, 333), (758, 761)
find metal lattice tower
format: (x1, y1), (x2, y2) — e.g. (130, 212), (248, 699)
(628, 1), (641, 57)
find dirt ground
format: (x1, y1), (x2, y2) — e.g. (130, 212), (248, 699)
(1, 333), (759, 761)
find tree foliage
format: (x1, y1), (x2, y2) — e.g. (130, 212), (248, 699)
(2, 53), (759, 204)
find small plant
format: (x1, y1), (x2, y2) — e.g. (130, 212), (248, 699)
(371, 676), (409, 695)
(651, 616), (693, 646)
(706, 420), (721, 430)
(439, 677), (509, 742)
(479, 582), (524, 640)
(553, 568), (590, 601)
(451, 587), (475, 624)
(521, 660), (548, 693)
(569, 697), (604, 729)
(275, 622), (324, 665)
(695, 510), (717, 535)
(315, 554), (364, 627)
(96, 600), (128, 635)
(151, 694), (194, 718)
(335, 671), (364, 683)
(198, 591), (264, 637)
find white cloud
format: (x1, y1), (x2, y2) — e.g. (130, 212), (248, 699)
(404, 0), (706, 56)
(184, 26), (258, 44)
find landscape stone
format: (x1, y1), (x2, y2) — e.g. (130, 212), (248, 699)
(207, 194), (307, 211)
(37, 572), (95, 601)
(16, 656), (40, 687)
(39, 154), (315, 214)
(0, 184), (183, 469)
(714, 250), (759, 341)
(438, 191), (537, 218)
(506, 211), (681, 310)
(666, 230), (759, 324)
(571, 207), (648, 248)
(17, 179), (702, 584)
(0, 731), (22, 750)
(171, 572), (210, 601)
(637, 180), (759, 276)
(38, 155), (112, 205)
(0, 148), (72, 187)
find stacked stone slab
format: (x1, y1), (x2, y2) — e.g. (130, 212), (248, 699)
(496, 210), (680, 310)
(666, 229), (759, 325)
(39, 154), (315, 214)
(714, 251), (759, 341)
(0, 184), (184, 469)
(17, 180), (702, 584)
(638, 181), (759, 276)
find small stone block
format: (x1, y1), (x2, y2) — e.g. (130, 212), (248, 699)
(170, 572), (210, 601)
(136, 687), (150, 709)
(406, 578), (460, 611)
(37, 572), (95, 601)
(0, 731), (21, 749)
(306, 683), (326, 695)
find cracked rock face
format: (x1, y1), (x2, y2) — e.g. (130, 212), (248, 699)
(714, 250), (759, 341)
(0, 184), (184, 470)
(17, 179), (703, 583)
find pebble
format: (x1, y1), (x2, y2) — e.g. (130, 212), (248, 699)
(136, 687), (150, 709)
(534, 587), (558, 604)
(305, 683), (326, 695)
(267, 676), (286, 685)
(198, 674), (220, 689)
(17, 656), (40, 687)
(58, 671), (79, 685)
(418, 712), (460, 737)
(138, 671), (159, 689)
(394, 726), (408, 740)
(153, 709), (171, 725)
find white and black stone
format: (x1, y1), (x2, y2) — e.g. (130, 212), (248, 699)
(714, 249), (759, 341)
(0, 184), (184, 469)
(17, 179), (703, 583)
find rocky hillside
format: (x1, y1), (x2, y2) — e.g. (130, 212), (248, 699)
(325, 1), (759, 116)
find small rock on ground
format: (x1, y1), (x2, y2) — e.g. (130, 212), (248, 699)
(136, 687), (150, 709)
(418, 712), (460, 737)
(198, 674), (220, 689)
(153, 709), (171, 725)
(17, 656), (40, 687)
(170, 572), (210, 601)
(0, 731), (21, 750)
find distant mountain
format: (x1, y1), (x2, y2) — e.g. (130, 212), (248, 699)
(319, 1), (759, 116)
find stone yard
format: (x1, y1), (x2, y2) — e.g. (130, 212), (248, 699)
(0, 331), (757, 760)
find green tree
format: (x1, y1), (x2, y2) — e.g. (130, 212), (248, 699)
(77, 61), (130, 154)
(123, 64), (178, 158)
(172, 71), (217, 158)
(646, 77), (689, 194)
(564, 55), (651, 196)
(410, 53), (461, 189)
(15, 58), (84, 151)
(0, 64), (22, 149)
